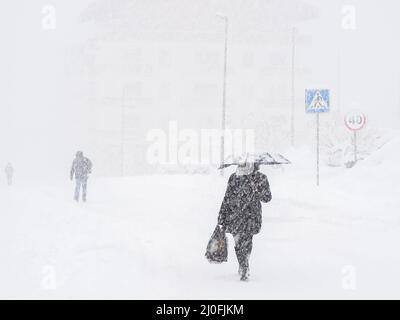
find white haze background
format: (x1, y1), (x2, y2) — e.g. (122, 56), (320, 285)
(0, 0), (400, 299)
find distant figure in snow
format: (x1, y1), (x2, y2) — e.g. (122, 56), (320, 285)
(218, 161), (272, 281)
(70, 151), (92, 202)
(5, 163), (14, 186)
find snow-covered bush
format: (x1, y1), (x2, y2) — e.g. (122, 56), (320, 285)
(155, 164), (212, 175)
(321, 113), (389, 167)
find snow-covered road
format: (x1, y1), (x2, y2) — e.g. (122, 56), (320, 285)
(1, 142), (400, 299)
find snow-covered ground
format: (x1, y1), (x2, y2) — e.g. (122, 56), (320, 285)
(1, 138), (400, 299)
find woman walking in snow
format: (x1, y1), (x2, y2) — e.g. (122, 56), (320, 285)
(218, 161), (272, 281)
(5, 163), (14, 186)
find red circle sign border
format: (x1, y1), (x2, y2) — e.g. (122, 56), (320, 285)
(344, 112), (366, 131)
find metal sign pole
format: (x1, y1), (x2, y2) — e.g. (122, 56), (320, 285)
(354, 131), (357, 163)
(218, 15), (228, 176)
(316, 113), (320, 186)
(344, 112), (366, 166)
(290, 27), (296, 147)
(121, 86), (127, 176)
(306, 89), (329, 186)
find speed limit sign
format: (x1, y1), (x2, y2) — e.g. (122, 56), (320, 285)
(344, 111), (366, 165)
(344, 112), (366, 131)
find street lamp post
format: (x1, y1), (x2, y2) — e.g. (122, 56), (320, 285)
(121, 85), (128, 176)
(290, 27), (297, 147)
(216, 14), (228, 175)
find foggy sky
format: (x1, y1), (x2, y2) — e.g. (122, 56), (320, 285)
(0, 0), (399, 178)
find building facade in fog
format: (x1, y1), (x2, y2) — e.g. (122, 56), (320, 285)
(72, 0), (317, 175)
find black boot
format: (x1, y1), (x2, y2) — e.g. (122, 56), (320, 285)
(240, 264), (250, 281)
(234, 233), (253, 281)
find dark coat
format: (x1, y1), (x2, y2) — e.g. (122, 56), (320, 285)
(218, 170), (272, 235)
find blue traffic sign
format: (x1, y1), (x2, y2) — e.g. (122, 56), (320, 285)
(305, 89), (330, 113)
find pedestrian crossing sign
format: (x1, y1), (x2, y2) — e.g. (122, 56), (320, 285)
(305, 89), (330, 113)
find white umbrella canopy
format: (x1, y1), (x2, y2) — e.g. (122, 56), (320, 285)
(219, 152), (291, 169)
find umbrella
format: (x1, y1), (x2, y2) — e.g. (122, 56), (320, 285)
(218, 152), (291, 169)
